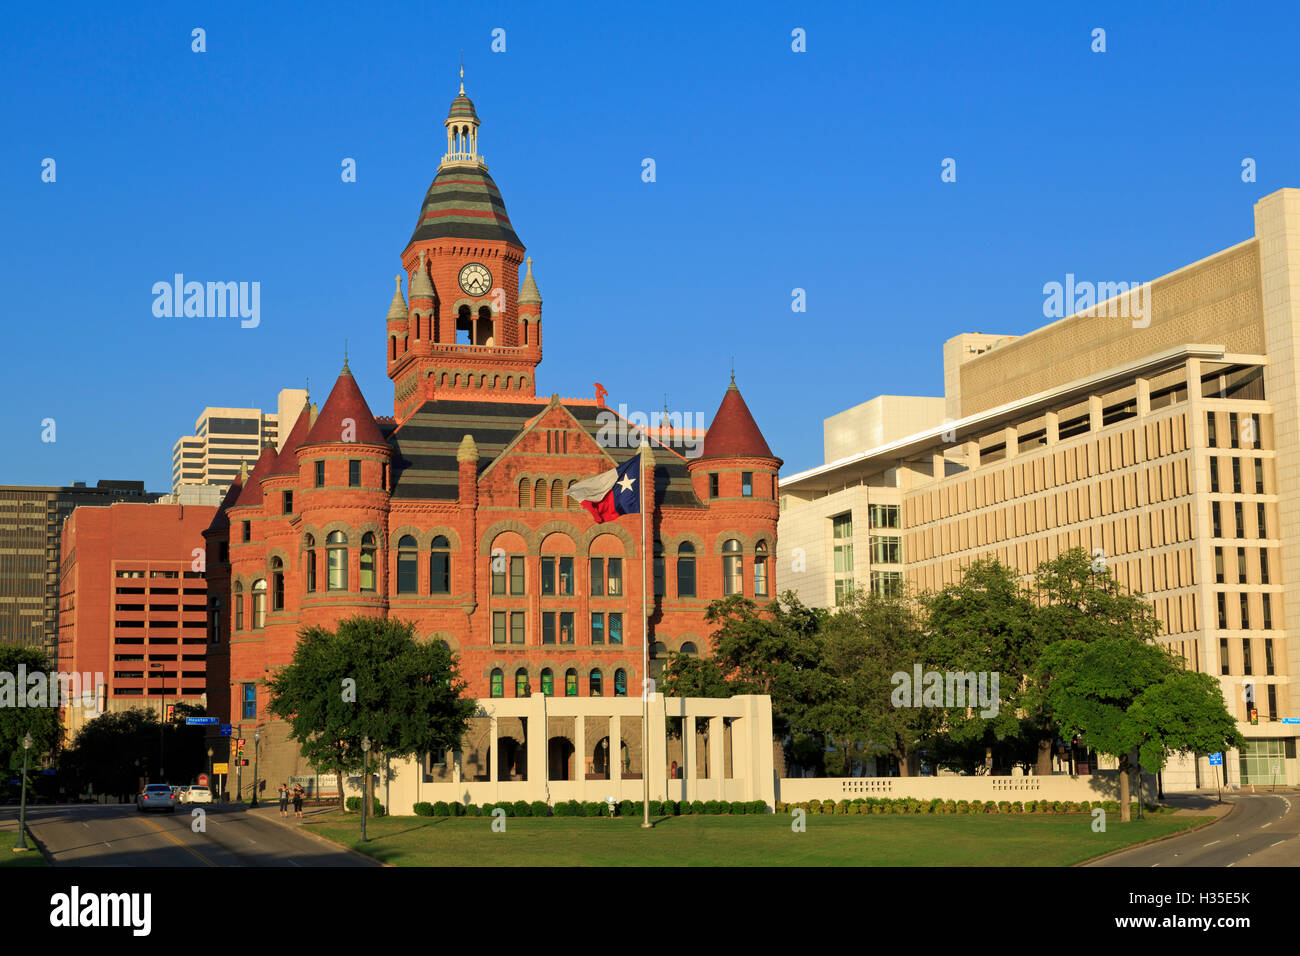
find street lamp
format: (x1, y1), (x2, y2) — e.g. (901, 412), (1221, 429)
(150, 662), (166, 779)
(207, 747), (214, 801)
(250, 729), (261, 807)
(360, 736), (372, 842)
(15, 732), (33, 852)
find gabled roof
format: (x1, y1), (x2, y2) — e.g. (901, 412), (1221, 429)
(700, 380), (777, 461)
(302, 363), (387, 448)
(230, 445), (277, 509)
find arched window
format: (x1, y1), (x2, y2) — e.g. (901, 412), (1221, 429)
(567, 480), (578, 509)
(534, 479), (547, 509)
(722, 538), (743, 595)
(327, 531), (348, 590)
(754, 540), (769, 597)
(564, 668), (578, 697)
(515, 668), (529, 697)
(270, 557), (284, 611)
(550, 479), (563, 509)
(490, 668), (504, 698)
(208, 596), (222, 643)
(360, 532), (377, 592)
(680, 641), (698, 657)
(540, 668), (554, 696)
(677, 542), (697, 597)
(518, 478), (530, 508)
(233, 583), (244, 631)
(304, 534), (316, 593)
(430, 535), (450, 594)
(252, 579), (267, 629)
(589, 669), (603, 697)
(397, 534), (418, 593)
(614, 668), (628, 697)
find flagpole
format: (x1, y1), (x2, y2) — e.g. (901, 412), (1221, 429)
(640, 436), (651, 829)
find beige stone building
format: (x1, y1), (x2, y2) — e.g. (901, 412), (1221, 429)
(778, 188), (1300, 793)
(170, 389), (308, 494)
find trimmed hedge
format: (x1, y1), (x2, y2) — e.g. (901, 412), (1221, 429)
(345, 796), (385, 817)
(413, 801), (434, 817)
(776, 797), (1118, 816)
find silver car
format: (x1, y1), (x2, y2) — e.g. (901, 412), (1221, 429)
(137, 783), (176, 813)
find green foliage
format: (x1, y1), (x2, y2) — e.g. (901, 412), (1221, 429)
(509, 800), (529, 817)
(451, 801), (465, 816)
(690, 800), (705, 815)
(618, 799), (636, 818)
(530, 800), (550, 818)
(0, 646), (64, 775)
(414, 801), (434, 816)
(264, 617), (475, 805)
(62, 705), (207, 795)
(729, 800), (747, 815)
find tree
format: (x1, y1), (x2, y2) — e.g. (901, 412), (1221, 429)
(1039, 635), (1241, 822)
(659, 653), (732, 699)
(0, 646), (65, 795)
(265, 616), (475, 814)
(62, 705), (207, 797)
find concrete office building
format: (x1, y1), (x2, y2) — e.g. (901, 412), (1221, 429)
(0, 480), (161, 656)
(779, 188), (1300, 792)
(170, 389), (308, 494)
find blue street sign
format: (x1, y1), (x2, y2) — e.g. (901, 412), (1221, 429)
(1208, 752), (1223, 766)
(186, 717), (219, 726)
(1281, 718), (1300, 724)
(220, 724), (232, 736)
(40, 768), (57, 775)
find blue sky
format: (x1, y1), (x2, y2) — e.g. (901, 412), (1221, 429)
(3, 1), (1299, 489)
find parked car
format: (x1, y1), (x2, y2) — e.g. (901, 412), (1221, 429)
(186, 786), (212, 804)
(175, 786), (191, 804)
(137, 784), (176, 813)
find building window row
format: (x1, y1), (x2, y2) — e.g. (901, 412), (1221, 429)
(490, 666), (629, 698)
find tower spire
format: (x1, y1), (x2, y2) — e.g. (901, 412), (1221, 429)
(459, 51), (464, 95)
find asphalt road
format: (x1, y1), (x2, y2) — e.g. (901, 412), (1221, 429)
(1087, 792), (1299, 867)
(2, 803), (375, 867)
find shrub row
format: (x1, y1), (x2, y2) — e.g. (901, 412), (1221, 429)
(773, 797), (1145, 815)
(344, 796), (386, 817)
(412, 798), (770, 817)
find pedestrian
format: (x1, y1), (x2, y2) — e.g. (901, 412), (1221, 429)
(670, 760), (678, 780)
(293, 783), (304, 821)
(278, 783), (289, 818)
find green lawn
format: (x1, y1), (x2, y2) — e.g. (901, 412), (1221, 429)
(0, 830), (48, 867)
(306, 811), (1209, 866)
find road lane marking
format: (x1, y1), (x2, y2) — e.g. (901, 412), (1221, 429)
(1204, 840), (1220, 846)
(139, 817), (217, 867)
(1271, 840), (1285, 847)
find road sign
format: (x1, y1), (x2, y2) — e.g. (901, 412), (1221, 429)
(213, 762), (229, 774)
(40, 768), (56, 776)
(197, 773), (208, 787)
(220, 724), (232, 736)
(186, 717), (219, 726)
(1282, 718), (1300, 724)
(1208, 752), (1223, 766)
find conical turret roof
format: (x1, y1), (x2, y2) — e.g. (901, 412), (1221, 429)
(303, 361), (387, 447)
(700, 378), (777, 460)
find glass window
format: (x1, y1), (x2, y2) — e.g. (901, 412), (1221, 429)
(742, 472), (753, 496)
(1265, 637), (1275, 674)
(870, 570), (903, 597)
(315, 461), (325, 487)
(542, 612), (556, 644)
(557, 556), (573, 595)
(870, 535), (901, 564)
(722, 538), (742, 596)
(1255, 458), (1264, 494)
(1235, 502), (1244, 538)
(1240, 594), (1251, 630)
(754, 541), (769, 596)
(589, 669), (603, 697)
(510, 557), (525, 595)
(541, 668), (554, 696)
(1217, 592), (1227, 629)
(614, 669), (628, 697)
(560, 611), (574, 644)
(1229, 412), (1239, 449)
(282, 490), (293, 515)
(492, 554), (506, 594)
(1232, 458), (1242, 494)
(510, 612), (524, 644)
(327, 531), (348, 590)
(360, 532), (376, 592)
(565, 669), (578, 697)
(493, 612), (506, 645)
(869, 504), (900, 529)
(490, 669), (503, 698)
(252, 579), (267, 628)
(609, 612), (623, 645)
(515, 669), (529, 697)
(607, 558), (623, 596)
(832, 513), (854, 604)
(589, 557), (603, 596)
(1219, 637), (1230, 675)
(305, 535), (316, 592)
(430, 536), (450, 594)
(709, 473), (719, 498)
(349, 460), (361, 486)
(1209, 457), (1219, 493)
(591, 612), (605, 645)
(234, 583), (244, 630)
(676, 542), (696, 597)
(242, 683), (256, 720)
(1237, 548), (1247, 583)
(1212, 502), (1222, 538)
(1260, 549), (1270, 584)
(270, 557), (284, 611)
(1258, 503), (1267, 538)
(1207, 412), (1217, 448)
(1263, 594), (1273, 631)
(242, 520), (250, 543)
(680, 642), (698, 657)
(541, 557), (556, 595)
(1243, 637), (1253, 674)
(397, 535), (418, 593)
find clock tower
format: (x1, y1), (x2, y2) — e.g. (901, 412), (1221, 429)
(386, 68), (543, 422)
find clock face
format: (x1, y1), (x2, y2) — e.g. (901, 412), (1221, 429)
(458, 262), (493, 297)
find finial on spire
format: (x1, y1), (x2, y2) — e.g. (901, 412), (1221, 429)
(459, 51), (465, 94)
(343, 338), (349, 372)
(730, 356), (735, 386)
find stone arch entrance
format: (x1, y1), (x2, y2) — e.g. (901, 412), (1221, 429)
(548, 737), (574, 781)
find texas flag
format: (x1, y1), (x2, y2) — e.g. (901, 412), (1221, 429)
(566, 454), (641, 523)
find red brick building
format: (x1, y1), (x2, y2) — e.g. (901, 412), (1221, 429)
(58, 502), (215, 739)
(203, 81), (780, 790)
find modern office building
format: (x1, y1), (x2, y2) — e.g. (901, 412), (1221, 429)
(0, 480), (161, 656)
(57, 501), (216, 740)
(779, 188), (1300, 792)
(170, 389), (308, 494)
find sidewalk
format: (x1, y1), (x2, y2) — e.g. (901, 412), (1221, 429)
(240, 802), (386, 865)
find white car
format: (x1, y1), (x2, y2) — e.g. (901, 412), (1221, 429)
(137, 784), (176, 813)
(186, 786), (212, 804)
(175, 786), (191, 804)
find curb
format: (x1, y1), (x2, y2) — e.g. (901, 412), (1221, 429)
(1075, 801), (1239, 867)
(253, 809), (390, 867)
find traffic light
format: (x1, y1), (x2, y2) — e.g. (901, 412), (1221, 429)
(239, 759), (250, 766)
(1250, 708), (1259, 725)
(165, 704), (175, 721)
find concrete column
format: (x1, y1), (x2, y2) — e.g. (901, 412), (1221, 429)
(1004, 426), (1019, 459)
(1136, 377), (1151, 416)
(932, 452), (945, 481)
(709, 716), (724, 785)
(685, 715), (697, 797)
(1088, 395), (1103, 431)
(1045, 410), (1059, 444)
(611, 714), (622, 785)
(452, 747), (461, 785)
(963, 440), (980, 470)
(489, 716), (499, 786)
(649, 694), (667, 801)
(526, 698), (546, 786)
(575, 715), (586, 799)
